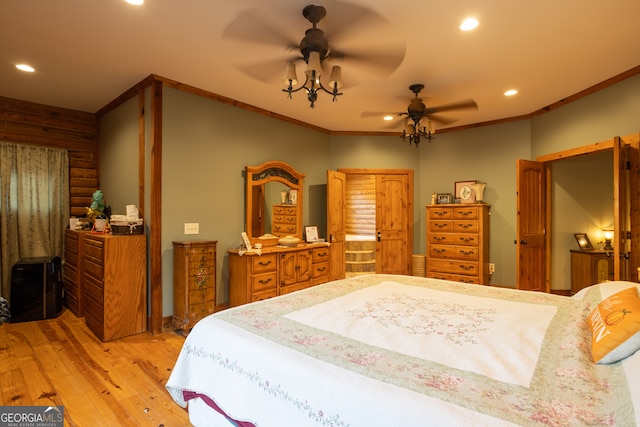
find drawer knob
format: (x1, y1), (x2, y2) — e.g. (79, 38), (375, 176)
(459, 237), (474, 242)
(258, 260), (272, 266)
(258, 278), (272, 284)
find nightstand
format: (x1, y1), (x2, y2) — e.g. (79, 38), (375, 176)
(570, 250), (613, 294)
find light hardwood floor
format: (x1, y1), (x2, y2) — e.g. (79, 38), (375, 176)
(0, 310), (191, 426)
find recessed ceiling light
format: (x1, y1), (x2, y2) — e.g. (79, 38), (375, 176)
(460, 18), (479, 31)
(383, 115), (394, 121)
(504, 89), (518, 96)
(125, 0), (143, 5)
(16, 64), (35, 73)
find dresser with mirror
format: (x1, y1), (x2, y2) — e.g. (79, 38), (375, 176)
(228, 160), (331, 307)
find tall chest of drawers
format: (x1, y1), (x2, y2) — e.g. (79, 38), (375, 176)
(63, 229), (87, 316)
(426, 204), (490, 284)
(272, 204), (298, 237)
(82, 234), (147, 341)
(172, 240), (217, 336)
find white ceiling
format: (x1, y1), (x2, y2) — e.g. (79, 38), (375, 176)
(2, 0), (639, 133)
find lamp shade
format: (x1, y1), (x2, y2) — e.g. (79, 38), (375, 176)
(284, 61), (298, 85)
(328, 65), (342, 88)
(603, 230), (614, 240)
(306, 51), (322, 76)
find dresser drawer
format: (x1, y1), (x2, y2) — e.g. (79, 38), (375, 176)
(428, 207), (452, 218)
(312, 247), (330, 262)
(63, 262), (79, 284)
(428, 259), (478, 276)
(83, 257), (103, 280)
(428, 244), (478, 261)
(273, 205), (297, 216)
(452, 219), (479, 233)
(251, 272), (277, 293)
(453, 207), (479, 219)
(428, 271), (479, 284)
(312, 261), (330, 279)
(64, 249), (79, 267)
(273, 224), (297, 234)
(428, 233), (480, 246)
(428, 220), (453, 232)
(84, 274), (104, 305)
(273, 214), (296, 225)
(251, 254), (277, 273)
(251, 289), (277, 302)
(83, 238), (104, 259)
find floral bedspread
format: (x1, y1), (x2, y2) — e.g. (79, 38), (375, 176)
(166, 274), (636, 427)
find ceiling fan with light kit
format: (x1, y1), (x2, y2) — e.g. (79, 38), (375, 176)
(222, 2), (406, 108)
(363, 84), (478, 146)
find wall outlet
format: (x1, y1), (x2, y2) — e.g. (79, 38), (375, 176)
(184, 223), (199, 234)
(488, 263), (496, 275)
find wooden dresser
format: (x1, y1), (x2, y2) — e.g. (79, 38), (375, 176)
(426, 203), (490, 284)
(172, 240), (217, 336)
(228, 243), (330, 306)
(272, 204), (298, 236)
(570, 250), (613, 294)
(63, 229), (87, 316)
(82, 234), (147, 341)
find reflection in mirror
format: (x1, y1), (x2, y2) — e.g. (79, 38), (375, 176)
(245, 161), (305, 244)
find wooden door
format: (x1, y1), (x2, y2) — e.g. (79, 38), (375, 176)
(376, 174), (412, 275)
(516, 159), (547, 291)
(327, 170), (346, 281)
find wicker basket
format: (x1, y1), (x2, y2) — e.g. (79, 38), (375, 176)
(111, 223), (144, 235)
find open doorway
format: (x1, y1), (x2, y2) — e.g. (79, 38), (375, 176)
(344, 174), (376, 277)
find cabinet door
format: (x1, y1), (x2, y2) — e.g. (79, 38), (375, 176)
(280, 253), (298, 286)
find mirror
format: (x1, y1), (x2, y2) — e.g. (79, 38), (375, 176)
(245, 160), (305, 244)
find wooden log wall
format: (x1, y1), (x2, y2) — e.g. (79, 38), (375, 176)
(0, 96), (99, 217)
(345, 174), (376, 236)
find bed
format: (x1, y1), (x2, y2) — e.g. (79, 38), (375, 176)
(166, 274), (640, 426)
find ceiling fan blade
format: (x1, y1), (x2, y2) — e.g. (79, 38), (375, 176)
(222, 7), (299, 50)
(426, 114), (458, 125)
(319, 1), (392, 44)
(426, 99), (478, 114)
(235, 56), (302, 84)
(360, 111), (403, 118)
(328, 44), (406, 77)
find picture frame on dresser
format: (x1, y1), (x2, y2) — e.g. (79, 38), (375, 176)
(455, 180), (478, 203)
(436, 193), (453, 204)
(304, 225), (319, 243)
(574, 233), (594, 251)
(289, 189), (298, 205)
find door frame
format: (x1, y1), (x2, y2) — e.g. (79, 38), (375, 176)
(337, 168), (414, 275)
(525, 134), (640, 290)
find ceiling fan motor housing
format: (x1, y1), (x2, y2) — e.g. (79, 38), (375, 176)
(300, 28), (329, 62)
